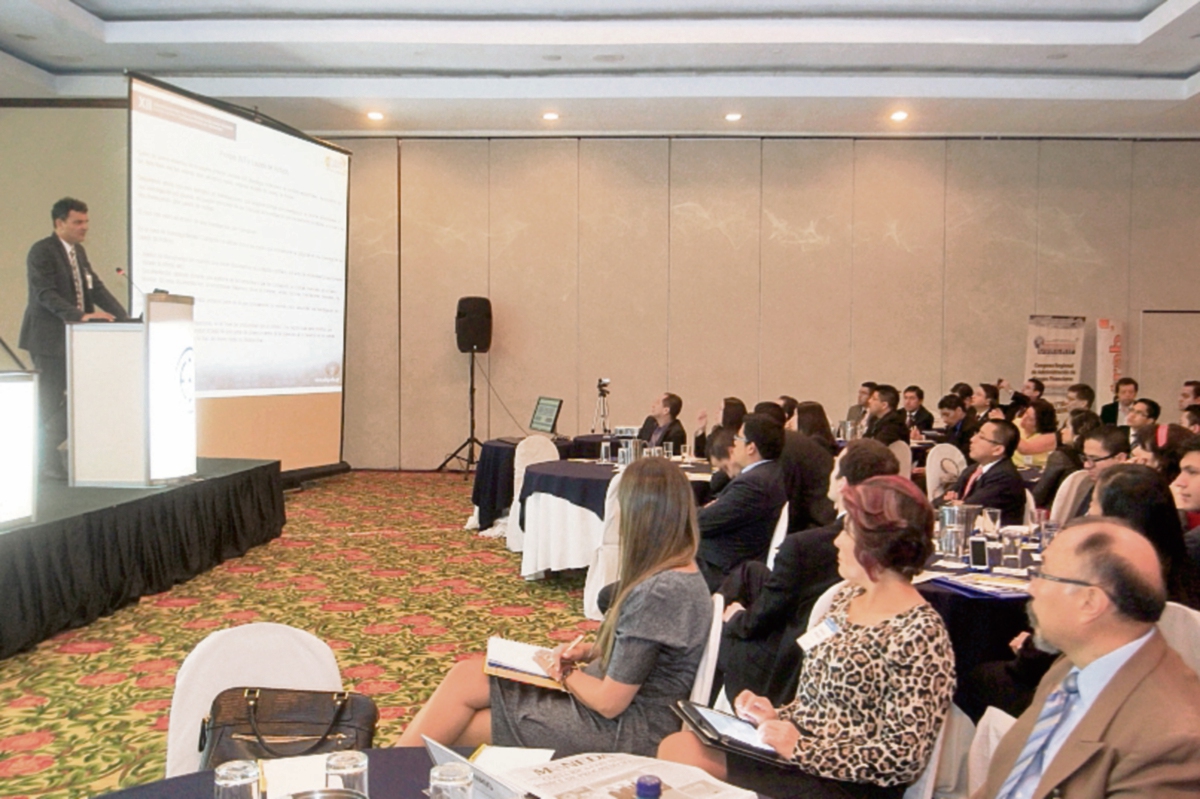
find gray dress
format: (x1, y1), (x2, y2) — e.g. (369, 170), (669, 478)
(489, 569), (712, 756)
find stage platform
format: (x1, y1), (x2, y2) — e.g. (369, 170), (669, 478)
(0, 458), (285, 660)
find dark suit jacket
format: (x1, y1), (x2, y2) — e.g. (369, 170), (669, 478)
(864, 409), (910, 446)
(718, 518), (843, 704)
(905, 406), (935, 432)
(19, 235), (128, 357)
(953, 458), (1027, 527)
(637, 416), (687, 451)
(943, 418), (975, 462)
(778, 430), (836, 532)
(974, 631), (1200, 799)
(1099, 401), (1127, 425)
(696, 460), (787, 590)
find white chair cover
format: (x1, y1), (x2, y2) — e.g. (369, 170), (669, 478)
(582, 470), (624, 620)
(1049, 470), (1092, 525)
(807, 579), (847, 631)
(165, 623), (343, 778)
(904, 703), (974, 799)
(1159, 601), (1200, 675)
(925, 444), (967, 504)
(765, 502), (790, 570)
(1024, 489), (1037, 527)
(690, 593), (725, 705)
(889, 440), (913, 480)
(506, 434), (561, 553)
(967, 706), (1018, 795)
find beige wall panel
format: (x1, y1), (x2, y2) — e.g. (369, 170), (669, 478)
(669, 140), (762, 417)
(333, 138), (401, 469)
(489, 140), (580, 437)
(1035, 141), (1132, 387)
(578, 139), (670, 432)
(850, 140), (946, 396)
(399, 140), (491, 468)
(759, 139), (854, 419)
(1129, 142), (1200, 376)
(944, 140), (1039, 390)
(0, 109), (128, 364)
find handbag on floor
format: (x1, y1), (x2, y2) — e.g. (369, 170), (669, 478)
(199, 687), (379, 769)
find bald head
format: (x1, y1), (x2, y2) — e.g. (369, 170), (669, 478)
(1059, 518), (1167, 624)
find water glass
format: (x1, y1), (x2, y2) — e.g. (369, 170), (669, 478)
(214, 760), (260, 799)
(1041, 520), (1061, 550)
(981, 508), (1002, 538)
(939, 506), (967, 559)
(1000, 526), (1024, 557)
(650, 446), (664, 459)
(680, 443), (692, 461)
(326, 751), (369, 797)
(429, 763), (472, 799)
(663, 441), (674, 459)
(599, 441), (611, 463)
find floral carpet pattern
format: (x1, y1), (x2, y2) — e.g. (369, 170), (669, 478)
(0, 472), (591, 799)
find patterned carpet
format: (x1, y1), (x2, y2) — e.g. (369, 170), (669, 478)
(0, 472), (592, 799)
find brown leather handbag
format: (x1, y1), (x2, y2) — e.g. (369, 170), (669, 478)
(198, 687), (379, 769)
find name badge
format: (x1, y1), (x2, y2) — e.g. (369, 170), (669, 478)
(796, 617), (839, 652)
(85, 273), (93, 290)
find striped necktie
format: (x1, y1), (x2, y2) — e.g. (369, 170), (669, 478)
(996, 671), (1080, 799)
(67, 246), (84, 311)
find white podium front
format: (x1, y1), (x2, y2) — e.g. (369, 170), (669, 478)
(66, 293), (196, 487)
(0, 371), (38, 529)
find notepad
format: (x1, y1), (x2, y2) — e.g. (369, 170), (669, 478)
(484, 636), (565, 691)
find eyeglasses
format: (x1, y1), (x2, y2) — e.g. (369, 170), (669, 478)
(1027, 566), (1096, 589)
(1082, 452), (1119, 466)
(733, 435), (747, 443)
(974, 432), (1002, 446)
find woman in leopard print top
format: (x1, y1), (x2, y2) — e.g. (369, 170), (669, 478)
(660, 475), (956, 799)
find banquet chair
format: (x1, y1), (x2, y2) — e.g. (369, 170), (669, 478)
(807, 579), (847, 632)
(505, 434), (561, 553)
(582, 469), (624, 620)
(690, 593), (725, 705)
(765, 502), (790, 570)
(889, 440), (913, 480)
(166, 622), (343, 778)
(1158, 601), (1200, 674)
(1048, 470), (1092, 525)
(1023, 489), (1037, 527)
(967, 706), (1018, 795)
(924, 444), (966, 504)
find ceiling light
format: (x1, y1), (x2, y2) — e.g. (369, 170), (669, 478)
(543, 54), (562, 61)
(594, 54), (625, 63)
(725, 113), (742, 122)
(15, 33), (37, 41)
(367, 111), (384, 121)
(890, 110), (909, 122)
(1047, 52), (1069, 60)
(543, 112), (560, 121)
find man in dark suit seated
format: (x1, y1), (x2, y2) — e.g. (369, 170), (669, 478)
(1071, 424), (1132, 519)
(902, 385), (935, 432)
(637, 392), (687, 451)
(696, 413), (787, 591)
(1100, 376), (1139, 425)
(863, 383), (910, 446)
(716, 439), (900, 704)
(936, 393), (975, 461)
(942, 418), (1026, 526)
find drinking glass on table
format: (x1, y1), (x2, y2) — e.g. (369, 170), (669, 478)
(599, 441), (611, 463)
(214, 760), (260, 799)
(981, 508), (1002, 538)
(326, 750), (369, 796)
(939, 505), (966, 559)
(429, 762), (472, 799)
(664, 441), (674, 459)
(680, 443), (692, 462)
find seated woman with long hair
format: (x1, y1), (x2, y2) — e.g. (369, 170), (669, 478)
(658, 476), (955, 799)
(793, 401), (838, 456)
(1031, 409), (1101, 508)
(397, 457), (713, 756)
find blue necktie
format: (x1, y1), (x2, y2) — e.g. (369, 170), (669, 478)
(996, 671), (1080, 799)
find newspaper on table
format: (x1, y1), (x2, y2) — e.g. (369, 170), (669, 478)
(501, 752), (756, 799)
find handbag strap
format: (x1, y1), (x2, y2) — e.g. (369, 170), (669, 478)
(244, 689), (350, 759)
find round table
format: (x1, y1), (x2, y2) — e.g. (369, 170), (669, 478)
(470, 437), (573, 530)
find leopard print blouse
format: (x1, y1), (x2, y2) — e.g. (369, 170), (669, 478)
(780, 584), (956, 787)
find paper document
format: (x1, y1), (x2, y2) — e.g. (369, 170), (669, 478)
(502, 752), (755, 799)
(485, 636), (564, 691)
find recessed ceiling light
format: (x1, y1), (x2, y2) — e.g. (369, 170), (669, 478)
(543, 54), (562, 61)
(367, 111), (384, 121)
(543, 112), (560, 121)
(15, 33), (36, 41)
(594, 54), (625, 63)
(725, 113), (742, 122)
(157, 51), (178, 59)
(890, 110), (909, 122)
(1047, 52), (1069, 60)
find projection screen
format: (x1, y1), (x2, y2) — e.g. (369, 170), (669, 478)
(128, 75), (349, 471)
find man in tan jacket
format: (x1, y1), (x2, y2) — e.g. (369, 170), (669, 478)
(973, 518), (1200, 799)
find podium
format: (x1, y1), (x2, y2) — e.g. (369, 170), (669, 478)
(66, 293), (196, 487)
(0, 371), (38, 528)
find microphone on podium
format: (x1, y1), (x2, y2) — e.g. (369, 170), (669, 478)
(116, 267), (167, 321)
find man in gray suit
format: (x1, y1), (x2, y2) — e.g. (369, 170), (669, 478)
(20, 197), (128, 478)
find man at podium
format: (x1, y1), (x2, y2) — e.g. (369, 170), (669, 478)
(19, 197), (129, 479)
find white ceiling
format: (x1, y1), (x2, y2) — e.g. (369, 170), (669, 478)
(5, 0), (1200, 137)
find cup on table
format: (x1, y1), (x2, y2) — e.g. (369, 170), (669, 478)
(664, 441), (674, 459)
(326, 750), (369, 797)
(214, 760), (260, 799)
(650, 446), (664, 459)
(939, 505), (967, 559)
(981, 508), (1002, 538)
(680, 443), (691, 461)
(429, 762), (472, 799)
(1041, 520), (1061, 550)
(999, 526), (1025, 557)
(599, 441), (611, 463)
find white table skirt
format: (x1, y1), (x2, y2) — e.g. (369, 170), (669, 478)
(519, 492), (605, 578)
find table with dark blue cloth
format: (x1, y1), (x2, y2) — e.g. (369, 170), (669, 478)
(471, 437), (573, 530)
(519, 460), (714, 523)
(569, 434), (622, 460)
(101, 747), (439, 799)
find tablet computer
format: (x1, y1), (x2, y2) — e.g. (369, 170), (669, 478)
(673, 700), (800, 769)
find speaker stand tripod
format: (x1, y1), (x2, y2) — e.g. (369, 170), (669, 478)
(438, 350), (485, 477)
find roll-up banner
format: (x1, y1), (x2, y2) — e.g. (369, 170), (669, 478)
(1096, 318), (1124, 400)
(1024, 315), (1087, 415)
